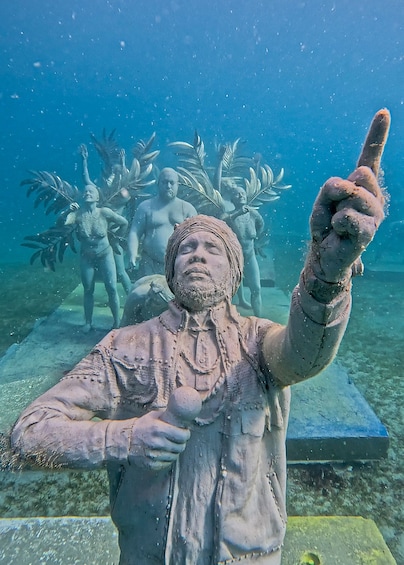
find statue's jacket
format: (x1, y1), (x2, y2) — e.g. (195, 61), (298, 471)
(11, 278), (351, 565)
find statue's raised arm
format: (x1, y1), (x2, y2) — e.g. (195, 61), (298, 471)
(263, 109), (389, 385)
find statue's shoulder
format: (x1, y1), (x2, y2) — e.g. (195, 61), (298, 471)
(136, 197), (155, 214)
(249, 207), (263, 219)
(103, 317), (160, 351)
(177, 198), (197, 215)
(99, 206), (117, 218)
(238, 313), (273, 336)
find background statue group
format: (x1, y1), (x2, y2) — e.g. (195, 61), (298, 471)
(21, 130), (292, 328)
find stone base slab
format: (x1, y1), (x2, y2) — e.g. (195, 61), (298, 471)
(0, 515), (396, 564)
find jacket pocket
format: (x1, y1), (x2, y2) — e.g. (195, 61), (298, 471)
(241, 405), (266, 437)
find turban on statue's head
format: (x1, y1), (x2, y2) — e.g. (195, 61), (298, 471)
(165, 215), (243, 298)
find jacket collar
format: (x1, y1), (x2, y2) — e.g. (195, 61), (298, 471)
(159, 300), (240, 334)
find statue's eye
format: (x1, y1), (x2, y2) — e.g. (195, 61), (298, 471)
(206, 243), (221, 254)
(178, 243), (193, 254)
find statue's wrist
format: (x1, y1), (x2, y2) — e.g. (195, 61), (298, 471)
(301, 264), (351, 303)
(305, 243), (353, 283)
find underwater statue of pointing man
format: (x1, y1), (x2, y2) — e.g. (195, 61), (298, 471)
(11, 111), (390, 564)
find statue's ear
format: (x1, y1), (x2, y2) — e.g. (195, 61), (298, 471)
(174, 223), (180, 230)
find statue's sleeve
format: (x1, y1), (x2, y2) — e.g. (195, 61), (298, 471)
(260, 273), (351, 386)
(10, 343), (134, 470)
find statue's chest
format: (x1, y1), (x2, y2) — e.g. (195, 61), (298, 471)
(79, 211), (106, 237)
(149, 206), (184, 229)
(234, 214), (256, 239)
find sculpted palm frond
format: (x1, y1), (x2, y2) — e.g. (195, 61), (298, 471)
(245, 165), (292, 207)
(177, 168), (225, 217)
(218, 138), (252, 180)
(171, 131), (292, 213)
(20, 171), (80, 215)
(132, 132), (160, 167)
(169, 131), (209, 180)
(90, 129), (121, 177)
(21, 224), (77, 271)
(272, 167), (292, 191)
(170, 131), (225, 215)
(127, 132), (160, 191)
(102, 134), (159, 206)
(216, 139), (292, 207)
(124, 159), (156, 191)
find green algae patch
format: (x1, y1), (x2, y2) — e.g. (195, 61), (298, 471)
(282, 516), (396, 564)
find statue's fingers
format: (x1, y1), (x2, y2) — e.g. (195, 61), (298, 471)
(357, 108), (390, 177)
(331, 208), (378, 246)
(315, 177), (354, 205)
(311, 173), (384, 243)
(309, 203), (333, 241)
(310, 177), (360, 240)
(146, 451), (178, 470)
(348, 166), (385, 201)
(336, 189), (385, 225)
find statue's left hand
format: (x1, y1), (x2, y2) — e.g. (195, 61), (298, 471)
(308, 166), (385, 283)
(79, 144), (88, 159)
(306, 109), (390, 284)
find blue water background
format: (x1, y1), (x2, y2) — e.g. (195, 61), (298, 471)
(1, 0), (403, 264)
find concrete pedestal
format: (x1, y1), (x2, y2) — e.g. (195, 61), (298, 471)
(0, 516), (396, 564)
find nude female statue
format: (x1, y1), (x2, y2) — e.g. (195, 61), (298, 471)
(79, 143), (133, 294)
(65, 184), (128, 331)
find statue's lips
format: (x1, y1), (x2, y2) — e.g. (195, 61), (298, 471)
(183, 267), (211, 279)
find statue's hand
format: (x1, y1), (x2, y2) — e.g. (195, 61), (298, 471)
(217, 143), (227, 160)
(70, 202), (80, 211)
(306, 109), (390, 286)
(128, 256), (139, 270)
(307, 166), (385, 283)
(128, 411), (191, 471)
(119, 148), (126, 166)
(79, 144), (88, 159)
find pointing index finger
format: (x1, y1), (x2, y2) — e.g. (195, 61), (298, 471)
(357, 108), (391, 177)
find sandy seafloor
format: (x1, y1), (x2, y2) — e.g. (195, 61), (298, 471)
(0, 238), (403, 563)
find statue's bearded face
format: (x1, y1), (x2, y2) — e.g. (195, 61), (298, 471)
(158, 168), (179, 201)
(172, 231), (232, 311)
